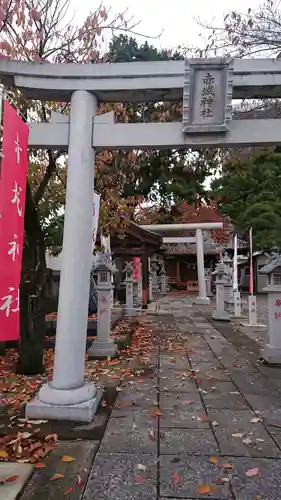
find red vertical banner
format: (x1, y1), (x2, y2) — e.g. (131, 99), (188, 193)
(249, 227), (254, 295)
(0, 100), (29, 341)
(133, 257), (141, 281)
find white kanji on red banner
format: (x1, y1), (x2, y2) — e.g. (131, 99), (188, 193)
(11, 181), (23, 216)
(15, 133), (22, 164)
(8, 234), (19, 262)
(0, 287), (19, 317)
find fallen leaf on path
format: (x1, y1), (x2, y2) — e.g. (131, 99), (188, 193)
(185, 400), (194, 406)
(148, 429), (156, 441)
(199, 484), (213, 494)
(242, 437), (252, 445)
(250, 417), (261, 423)
(29, 420), (48, 424)
(76, 474), (83, 486)
(198, 388), (208, 394)
(197, 416), (210, 422)
(136, 464), (147, 472)
(61, 455), (76, 463)
(3, 475), (19, 483)
(45, 434), (58, 441)
(51, 473), (65, 481)
(151, 409), (163, 417)
(209, 457), (218, 464)
(117, 401), (135, 407)
(171, 471), (182, 484)
(135, 475), (146, 483)
(245, 468), (259, 477)
(222, 463), (233, 469)
(64, 487), (73, 495)
(232, 433), (243, 439)
(20, 432), (33, 439)
(216, 477), (230, 484)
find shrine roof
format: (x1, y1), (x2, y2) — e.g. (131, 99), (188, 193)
(111, 219), (162, 250)
(179, 203), (228, 224)
(259, 254), (281, 274)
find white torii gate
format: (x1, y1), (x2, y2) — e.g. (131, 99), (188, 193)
(0, 57), (278, 421)
(140, 223), (223, 305)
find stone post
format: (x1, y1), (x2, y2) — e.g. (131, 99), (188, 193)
(233, 291), (242, 317)
(212, 263), (230, 321)
(26, 90), (101, 422)
(160, 271), (167, 294)
(248, 295), (258, 325)
(123, 261), (136, 318)
(260, 285), (281, 364)
(159, 260), (167, 295)
(139, 262), (143, 306)
(133, 257), (142, 310)
(205, 269), (213, 297)
(151, 261), (159, 299)
(194, 229), (210, 305)
(206, 278), (212, 297)
(88, 253), (117, 359)
(148, 262), (153, 302)
(133, 279), (141, 312)
(111, 259), (117, 310)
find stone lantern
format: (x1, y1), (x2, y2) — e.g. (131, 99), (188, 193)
(212, 262), (230, 322)
(123, 261), (136, 318)
(223, 253), (234, 303)
(205, 268), (213, 297)
(111, 259), (118, 310)
(148, 258), (153, 303)
(259, 254), (281, 364)
(159, 260), (168, 295)
(88, 253), (117, 358)
(133, 257), (142, 311)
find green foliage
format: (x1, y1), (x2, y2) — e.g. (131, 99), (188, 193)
(43, 35), (216, 251)
(107, 34), (183, 62)
(211, 150), (281, 250)
(100, 35), (214, 206)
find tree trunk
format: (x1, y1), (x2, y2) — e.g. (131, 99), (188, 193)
(17, 285), (45, 375)
(17, 181), (47, 375)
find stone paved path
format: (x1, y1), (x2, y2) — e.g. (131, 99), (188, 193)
(82, 295), (281, 500)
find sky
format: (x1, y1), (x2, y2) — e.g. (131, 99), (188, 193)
(74, 0), (261, 52)
(72, 0), (261, 192)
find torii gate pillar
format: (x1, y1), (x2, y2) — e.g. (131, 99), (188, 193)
(26, 90), (102, 422)
(194, 229), (210, 305)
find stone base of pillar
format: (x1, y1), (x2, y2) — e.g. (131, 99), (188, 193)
(240, 321), (267, 328)
(212, 310), (230, 322)
(88, 340), (117, 359)
(25, 383), (102, 422)
(122, 306), (137, 318)
(194, 296), (210, 305)
(260, 344), (281, 365)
